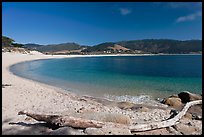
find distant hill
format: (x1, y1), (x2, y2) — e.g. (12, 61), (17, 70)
(82, 39), (202, 54)
(82, 42), (115, 52)
(24, 43), (88, 54)
(107, 44), (130, 51)
(24, 43), (44, 50)
(3, 35), (202, 54)
(37, 43), (82, 52)
(117, 39), (202, 54)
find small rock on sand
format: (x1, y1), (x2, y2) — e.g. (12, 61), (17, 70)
(162, 96), (183, 109)
(178, 91), (202, 103)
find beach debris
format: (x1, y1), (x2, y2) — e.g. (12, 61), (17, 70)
(192, 114), (202, 120)
(156, 98), (164, 103)
(25, 117), (33, 121)
(129, 100), (202, 132)
(18, 110), (104, 129)
(169, 109), (179, 119)
(76, 107), (86, 113)
(18, 100), (201, 133)
(2, 84), (12, 88)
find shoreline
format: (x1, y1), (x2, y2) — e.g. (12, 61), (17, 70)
(8, 52), (202, 101)
(6, 52), (164, 105)
(2, 51), (202, 135)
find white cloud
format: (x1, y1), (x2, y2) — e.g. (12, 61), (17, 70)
(119, 8), (132, 16)
(176, 11), (202, 23)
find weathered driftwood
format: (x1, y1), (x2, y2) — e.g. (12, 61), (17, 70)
(129, 100), (202, 132)
(2, 84), (11, 88)
(18, 111), (104, 129)
(18, 100), (202, 131)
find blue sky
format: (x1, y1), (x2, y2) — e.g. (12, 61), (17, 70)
(2, 2), (202, 46)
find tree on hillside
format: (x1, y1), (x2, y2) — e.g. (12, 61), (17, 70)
(12, 43), (24, 48)
(2, 36), (15, 47)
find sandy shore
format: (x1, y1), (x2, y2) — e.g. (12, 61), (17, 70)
(2, 52), (202, 135)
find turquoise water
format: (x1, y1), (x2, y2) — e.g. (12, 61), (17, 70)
(10, 55), (202, 101)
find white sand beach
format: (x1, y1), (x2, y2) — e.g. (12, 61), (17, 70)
(2, 52), (202, 135)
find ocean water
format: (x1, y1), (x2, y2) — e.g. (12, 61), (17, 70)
(10, 55), (202, 103)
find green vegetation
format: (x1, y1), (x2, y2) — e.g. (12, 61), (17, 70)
(12, 43), (24, 48)
(38, 43), (82, 52)
(2, 35), (202, 54)
(23, 43), (44, 51)
(2, 36), (25, 48)
(83, 39), (202, 54)
(2, 36), (15, 47)
(24, 43), (85, 52)
(82, 42), (115, 52)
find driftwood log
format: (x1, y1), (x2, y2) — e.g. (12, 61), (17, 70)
(18, 100), (202, 131)
(2, 84), (11, 88)
(129, 100), (202, 131)
(18, 111), (104, 129)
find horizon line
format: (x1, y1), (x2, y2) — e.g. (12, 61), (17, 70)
(3, 35), (202, 46)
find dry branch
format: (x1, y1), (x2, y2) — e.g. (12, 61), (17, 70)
(129, 100), (202, 132)
(18, 100), (202, 132)
(18, 111), (104, 129)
